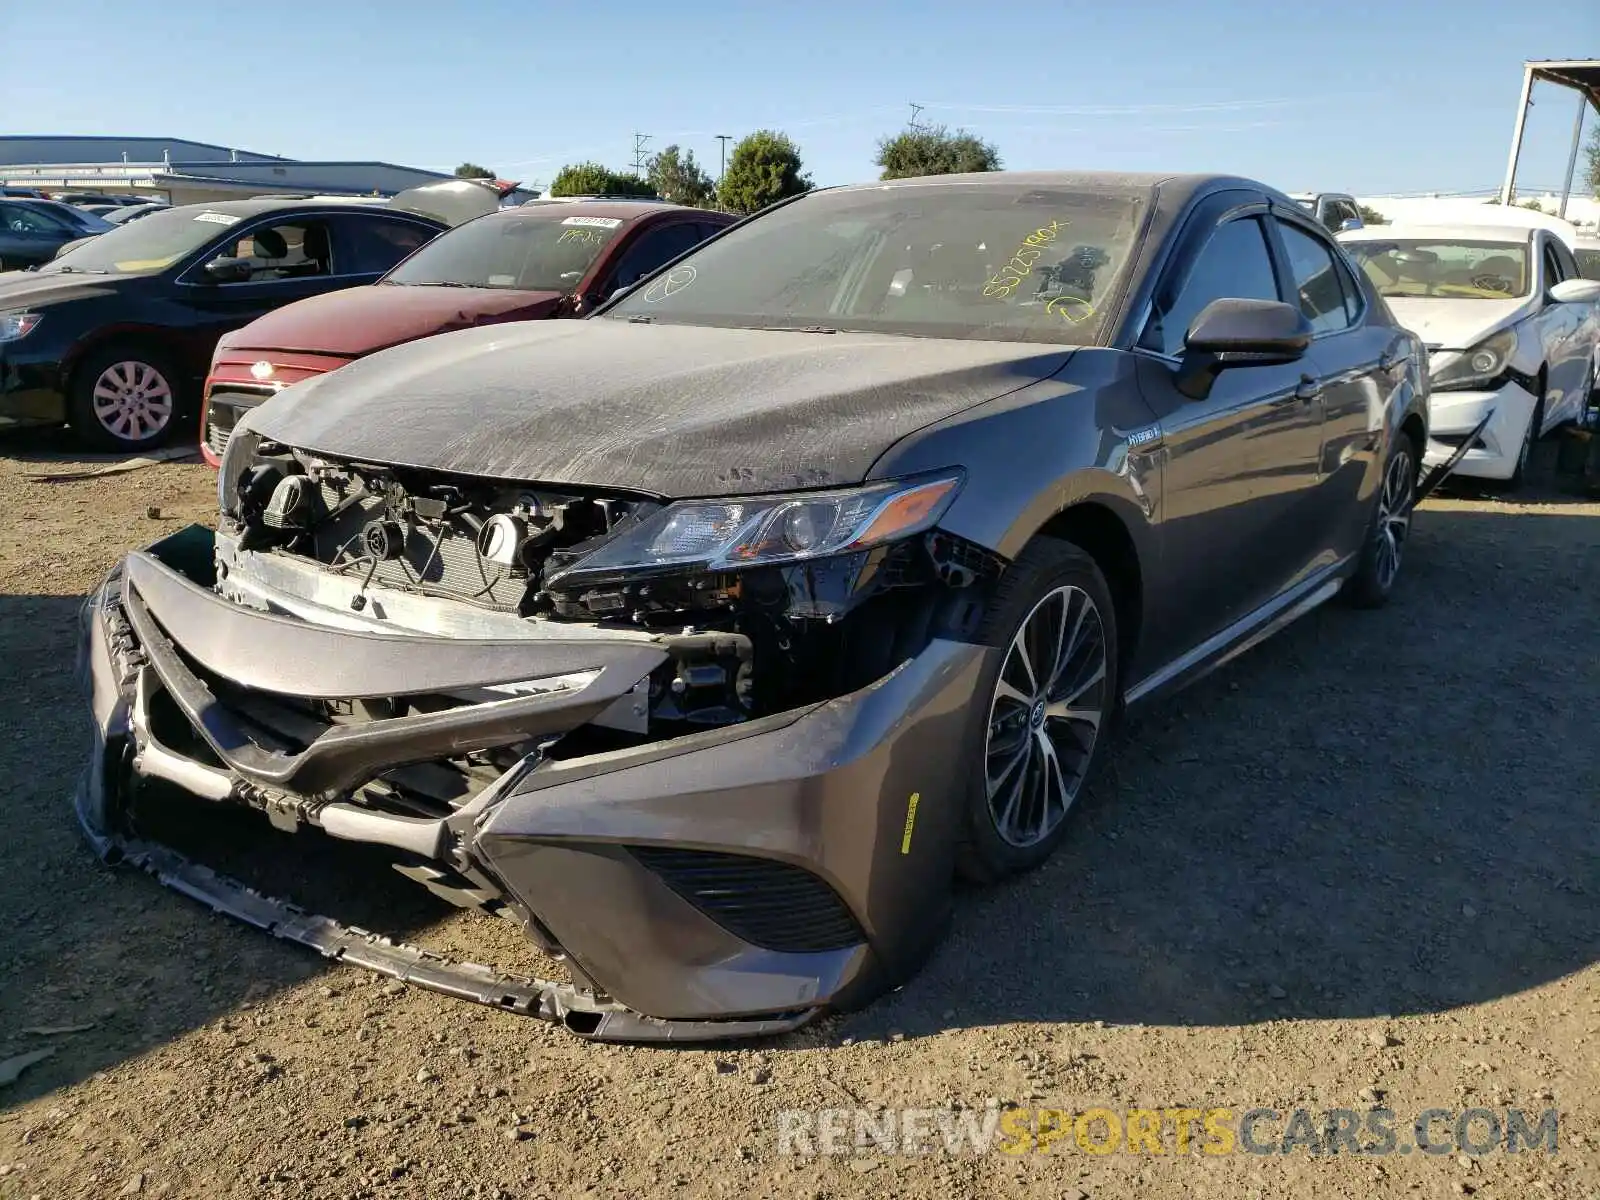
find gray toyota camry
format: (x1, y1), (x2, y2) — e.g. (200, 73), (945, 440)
(78, 171), (1429, 1040)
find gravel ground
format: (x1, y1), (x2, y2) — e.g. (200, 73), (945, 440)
(0, 428), (1596, 1200)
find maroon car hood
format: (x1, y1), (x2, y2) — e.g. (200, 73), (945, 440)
(218, 285), (565, 358)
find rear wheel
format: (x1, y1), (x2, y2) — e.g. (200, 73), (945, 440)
(1343, 433), (1417, 609)
(68, 343), (182, 452)
(956, 539), (1119, 883)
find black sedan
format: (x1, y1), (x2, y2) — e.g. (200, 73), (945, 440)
(0, 198), (449, 451)
(79, 171), (1434, 1038)
(0, 199), (114, 271)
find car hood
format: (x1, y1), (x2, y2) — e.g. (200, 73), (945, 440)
(217, 285), (565, 359)
(0, 269), (120, 307)
(245, 319), (1072, 496)
(1383, 296), (1531, 349)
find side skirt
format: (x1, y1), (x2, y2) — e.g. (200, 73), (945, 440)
(1123, 555), (1353, 709)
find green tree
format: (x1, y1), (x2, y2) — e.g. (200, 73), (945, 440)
(717, 131), (811, 215)
(548, 162), (655, 198)
(1518, 197), (1547, 214)
(454, 162), (495, 179)
(646, 144), (715, 207)
(875, 124), (1000, 180)
(1584, 125), (1600, 197)
(1356, 203), (1387, 225)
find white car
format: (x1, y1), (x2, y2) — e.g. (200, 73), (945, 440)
(1340, 223), (1600, 484)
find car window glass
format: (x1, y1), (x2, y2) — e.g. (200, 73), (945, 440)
(341, 217), (436, 275)
(1540, 238), (1574, 289)
(1331, 251), (1364, 324)
(1550, 239), (1579, 282)
(607, 185), (1146, 346)
(1576, 248), (1600, 281)
(385, 211), (626, 291)
(1277, 220), (1353, 334)
(1343, 239), (1528, 299)
(607, 223), (708, 290)
(1142, 217), (1279, 357)
(2, 204), (66, 234)
(211, 220), (332, 282)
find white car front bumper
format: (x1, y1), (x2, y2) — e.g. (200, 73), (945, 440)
(1423, 381), (1538, 481)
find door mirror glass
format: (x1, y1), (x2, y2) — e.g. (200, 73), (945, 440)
(202, 256), (255, 284)
(1177, 298), (1312, 400)
(1548, 278), (1600, 305)
(1338, 216), (1364, 233)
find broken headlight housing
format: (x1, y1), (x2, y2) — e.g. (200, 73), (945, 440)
(1430, 328), (1517, 392)
(547, 472), (963, 585)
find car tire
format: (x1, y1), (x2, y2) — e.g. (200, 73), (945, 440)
(68, 343), (184, 453)
(1507, 386), (1546, 490)
(954, 537), (1120, 884)
(1343, 430), (1418, 609)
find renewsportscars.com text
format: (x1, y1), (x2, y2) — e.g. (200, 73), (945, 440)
(776, 1106), (1561, 1157)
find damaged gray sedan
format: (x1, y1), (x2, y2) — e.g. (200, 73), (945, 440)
(77, 172), (1430, 1040)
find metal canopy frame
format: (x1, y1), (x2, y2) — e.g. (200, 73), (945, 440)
(1501, 59), (1600, 218)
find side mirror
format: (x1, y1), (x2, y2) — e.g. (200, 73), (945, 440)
(1176, 298), (1312, 401)
(1338, 216), (1364, 233)
(202, 257), (253, 284)
(1549, 278), (1600, 305)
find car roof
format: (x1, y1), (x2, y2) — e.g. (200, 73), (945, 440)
(1339, 223), (1537, 244)
(148, 197), (448, 223)
(505, 199), (715, 221)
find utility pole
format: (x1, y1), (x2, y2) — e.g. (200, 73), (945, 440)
(908, 103), (925, 130)
(715, 134), (732, 212)
(632, 132), (652, 176)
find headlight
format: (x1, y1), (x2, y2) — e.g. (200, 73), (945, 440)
(1430, 328), (1516, 392)
(547, 473), (964, 584)
(0, 313), (42, 342)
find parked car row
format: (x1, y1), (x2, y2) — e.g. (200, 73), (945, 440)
(0, 180), (736, 451)
(78, 170), (1455, 1040)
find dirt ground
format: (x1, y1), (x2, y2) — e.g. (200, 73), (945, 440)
(0, 427), (1595, 1200)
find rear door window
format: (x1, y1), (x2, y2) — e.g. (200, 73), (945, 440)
(605, 222), (711, 290)
(1277, 220), (1356, 334)
(340, 216), (438, 275)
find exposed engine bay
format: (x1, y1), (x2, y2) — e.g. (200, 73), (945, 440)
(216, 440), (1006, 772)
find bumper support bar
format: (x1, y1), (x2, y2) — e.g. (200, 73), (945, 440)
(86, 823), (818, 1043)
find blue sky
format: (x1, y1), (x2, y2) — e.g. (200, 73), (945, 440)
(5, 0), (1596, 196)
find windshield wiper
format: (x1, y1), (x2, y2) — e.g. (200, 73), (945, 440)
(625, 314), (654, 324)
(754, 325), (838, 334)
(393, 280), (477, 288)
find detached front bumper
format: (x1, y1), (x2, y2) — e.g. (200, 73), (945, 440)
(1423, 382), (1537, 481)
(75, 528), (986, 1040)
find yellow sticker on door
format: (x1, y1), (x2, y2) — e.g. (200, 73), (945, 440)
(900, 792), (921, 855)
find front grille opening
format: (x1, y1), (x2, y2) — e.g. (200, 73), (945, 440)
(629, 846), (865, 954)
(204, 393), (266, 460)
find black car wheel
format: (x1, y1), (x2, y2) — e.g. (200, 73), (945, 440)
(1343, 433), (1417, 609)
(956, 538), (1118, 883)
(69, 344), (182, 453)
(1507, 390), (1546, 491)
